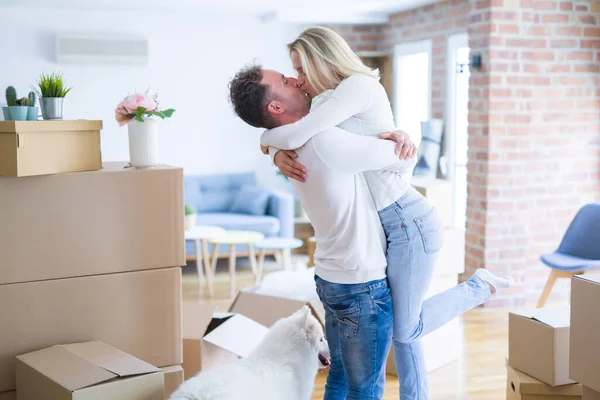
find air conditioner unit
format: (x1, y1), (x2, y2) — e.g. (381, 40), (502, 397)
(55, 34), (148, 64)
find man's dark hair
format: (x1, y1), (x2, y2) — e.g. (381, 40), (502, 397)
(228, 64), (278, 129)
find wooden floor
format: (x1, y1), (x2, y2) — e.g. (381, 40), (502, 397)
(183, 257), (511, 400)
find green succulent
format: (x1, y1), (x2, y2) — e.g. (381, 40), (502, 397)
(184, 204), (196, 216)
(16, 97), (30, 107)
(28, 92), (37, 107)
(5, 86), (17, 106)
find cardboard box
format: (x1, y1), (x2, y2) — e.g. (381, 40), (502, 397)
(0, 120), (102, 177)
(0, 162), (184, 285)
(583, 387), (600, 400)
(182, 303), (268, 378)
(570, 275), (600, 392)
(508, 307), (574, 386)
(506, 364), (582, 400)
(16, 341), (163, 400)
(161, 365), (184, 399)
(411, 176), (453, 227)
(0, 392), (15, 400)
(0, 268), (182, 392)
(229, 286), (326, 327)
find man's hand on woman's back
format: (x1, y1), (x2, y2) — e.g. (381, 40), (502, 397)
(379, 130), (418, 160)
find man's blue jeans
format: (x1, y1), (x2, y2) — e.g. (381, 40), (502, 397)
(315, 275), (393, 400)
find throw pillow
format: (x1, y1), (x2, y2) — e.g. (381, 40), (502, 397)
(230, 185), (271, 215)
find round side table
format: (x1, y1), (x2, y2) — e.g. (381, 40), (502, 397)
(207, 230), (264, 297)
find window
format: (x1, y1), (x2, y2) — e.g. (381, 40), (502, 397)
(393, 40), (433, 147)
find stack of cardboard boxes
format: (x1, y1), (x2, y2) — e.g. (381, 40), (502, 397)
(507, 274), (600, 399)
(0, 121), (185, 399)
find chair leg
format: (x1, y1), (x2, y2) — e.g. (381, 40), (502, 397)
(274, 250), (283, 267)
(256, 248), (266, 285)
(537, 270), (565, 308)
(207, 243), (219, 298)
(229, 244), (237, 298)
(282, 248), (292, 271)
(194, 240), (204, 297)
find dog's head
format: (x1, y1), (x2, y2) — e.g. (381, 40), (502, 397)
(292, 306), (330, 369)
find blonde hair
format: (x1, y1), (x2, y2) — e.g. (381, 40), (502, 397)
(288, 26), (379, 95)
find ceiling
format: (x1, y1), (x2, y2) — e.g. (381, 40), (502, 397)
(0, 0), (442, 24)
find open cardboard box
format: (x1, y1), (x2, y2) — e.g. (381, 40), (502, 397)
(182, 303), (268, 379)
(509, 307), (573, 386)
(0, 267), (182, 392)
(570, 275), (600, 392)
(506, 363), (581, 400)
(16, 341), (164, 400)
(229, 286), (325, 327)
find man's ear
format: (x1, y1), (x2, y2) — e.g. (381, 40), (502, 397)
(267, 100), (284, 116)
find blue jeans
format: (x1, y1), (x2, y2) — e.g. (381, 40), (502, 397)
(315, 276), (393, 400)
(378, 187), (491, 400)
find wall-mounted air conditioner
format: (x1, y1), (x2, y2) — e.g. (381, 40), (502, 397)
(55, 34), (148, 64)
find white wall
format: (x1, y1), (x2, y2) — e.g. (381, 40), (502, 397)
(0, 7), (302, 189)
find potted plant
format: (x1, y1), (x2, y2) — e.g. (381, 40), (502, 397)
(115, 91), (175, 168)
(10, 97), (30, 121)
(27, 92), (38, 121)
(32, 72), (72, 120)
(184, 204), (197, 231)
(4, 86), (17, 120)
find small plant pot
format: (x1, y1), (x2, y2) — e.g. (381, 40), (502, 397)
(2, 107), (11, 121)
(8, 106), (28, 121)
(127, 119), (160, 168)
(184, 214), (196, 231)
(40, 97), (64, 120)
(27, 107), (39, 121)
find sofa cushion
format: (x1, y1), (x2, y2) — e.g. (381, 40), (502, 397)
(184, 173), (257, 213)
(195, 213), (281, 236)
(230, 185), (271, 216)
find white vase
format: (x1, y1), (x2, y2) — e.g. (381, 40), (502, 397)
(127, 118), (160, 168)
(184, 214), (196, 231)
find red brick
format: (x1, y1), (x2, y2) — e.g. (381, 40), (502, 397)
(560, 76), (586, 84)
(555, 27), (582, 36)
(505, 38), (547, 48)
(524, 63), (541, 73)
(560, 1), (573, 10)
(533, 1), (557, 9)
(515, 88), (533, 97)
(529, 26), (551, 36)
(548, 100), (574, 110)
(499, 24), (520, 34)
(573, 15), (598, 25)
(533, 76), (551, 85)
(356, 44), (377, 52)
(488, 88), (512, 97)
(542, 14), (570, 23)
(576, 100), (600, 109)
(504, 114), (533, 124)
(360, 34), (381, 42)
(584, 28), (600, 37)
(574, 64), (600, 73)
(549, 64), (571, 72)
(575, 4), (589, 11)
(566, 51), (594, 61)
(352, 25), (376, 33)
(521, 51), (555, 61)
(565, 87), (593, 97)
(551, 39), (579, 48)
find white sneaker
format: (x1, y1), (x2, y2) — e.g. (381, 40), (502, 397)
(474, 268), (514, 295)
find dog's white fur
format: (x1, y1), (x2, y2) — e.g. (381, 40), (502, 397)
(170, 306), (329, 400)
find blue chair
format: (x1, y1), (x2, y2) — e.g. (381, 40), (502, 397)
(537, 203), (600, 308)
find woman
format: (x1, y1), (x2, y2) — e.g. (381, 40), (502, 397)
(261, 27), (513, 400)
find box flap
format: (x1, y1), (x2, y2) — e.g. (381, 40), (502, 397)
(512, 307), (570, 328)
(203, 314), (268, 358)
(183, 303), (217, 339)
(575, 274), (600, 285)
(230, 287), (325, 327)
(62, 341), (160, 377)
(16, 345), (116, 391)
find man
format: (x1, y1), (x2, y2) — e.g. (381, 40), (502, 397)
(228, 65), (416, 399)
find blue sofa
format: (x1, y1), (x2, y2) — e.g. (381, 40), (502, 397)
(184, 172), (294, 257)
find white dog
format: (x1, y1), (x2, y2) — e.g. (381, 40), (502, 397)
(170, 306), (330, 400)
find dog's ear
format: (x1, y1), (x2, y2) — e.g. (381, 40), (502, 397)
(300, 306), (311, 328)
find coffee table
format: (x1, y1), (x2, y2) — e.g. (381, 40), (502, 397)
(207, 230), (265, 297)
(185, 225), (226, 297)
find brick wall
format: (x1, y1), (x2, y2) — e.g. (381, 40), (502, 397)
(327, 0), (600, 307)
(467, 0), (600, 306)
